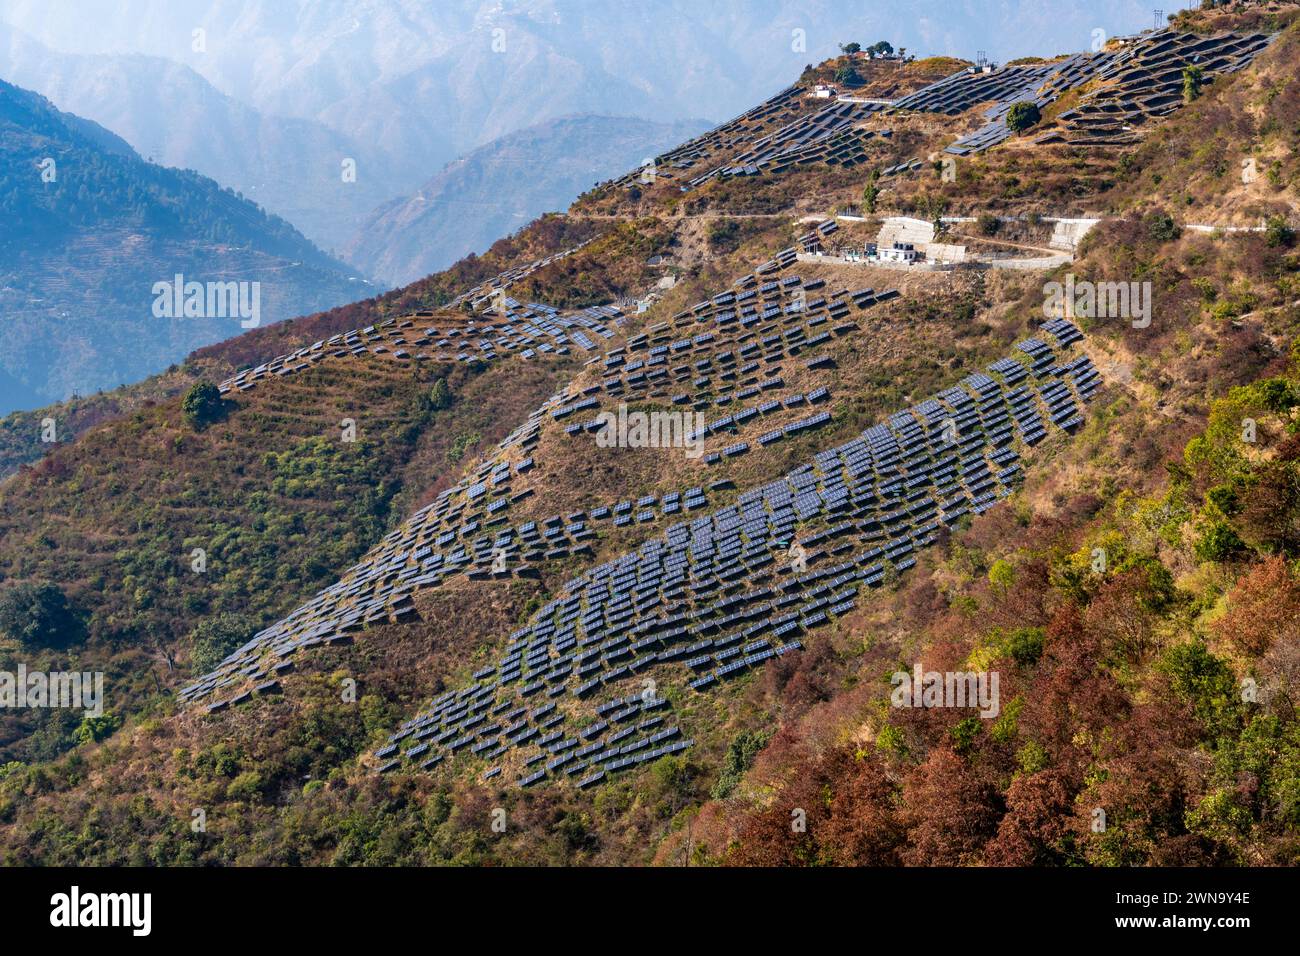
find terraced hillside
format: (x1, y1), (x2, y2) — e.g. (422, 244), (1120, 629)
(1, 1), (1299, 867)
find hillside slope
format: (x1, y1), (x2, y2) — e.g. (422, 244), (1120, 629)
(347, 115), (709, 286)
(0, 22), (405, 253)
(0, 79), (370, 414)
(0, 3), (1298, 868)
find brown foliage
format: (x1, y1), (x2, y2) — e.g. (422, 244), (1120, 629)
(985, 768), (1076, 866)
(727, 746), (904, 866)
(898, 748), (1001, 865)
(1212, 556), (1300, 656)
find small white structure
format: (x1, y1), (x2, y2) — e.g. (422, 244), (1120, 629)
(813, 85), (837, 99)
(1048, 218), (1100, 254)
(879, 242), (921, 263)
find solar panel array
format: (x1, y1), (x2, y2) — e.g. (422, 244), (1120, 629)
(185, 241), (1100, 795)
(877, 28), (1274, 156)
(451, 239), (598, 310)
(217, 302), (623, 396)
(1043, 29), (1275, 146)
(596, 26), (1277, 199)
(711, 100), (889, 180)
(893, 63), (1061, 116)
(611, 85), (808, 190)
(368, 317), (1098, 785)
(944, 53), (1109, 155)
(183, 249), (890, 709)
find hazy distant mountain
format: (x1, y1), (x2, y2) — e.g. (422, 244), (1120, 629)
(0, 0), (1171, 257)
(0, 0), (1173, 154)
(0, 21), (409, 252)
(347, 114), (708, 287)
(0, 78), (369, 414)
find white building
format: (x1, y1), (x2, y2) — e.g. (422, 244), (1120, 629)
(878, 242), (921, 263)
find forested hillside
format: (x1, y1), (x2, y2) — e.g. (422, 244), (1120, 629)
(0, 1), (1297, 868)
(0, 79), (367, 413)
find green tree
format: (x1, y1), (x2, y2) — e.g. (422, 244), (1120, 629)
(1003, 627), (1046, 666)
(446, 431), (481, 464)
(0, 582), (83, 648)
(840, 42), (862, 55)
(1182, 65), (1204, 104)
(428, 378), (453, 410)
(1265, 215), (1295, 249)
(1006, 101), (1041, 133)
(74, 714), (122, 745)
(862, 170), (881, 214)
(181, 381), (226, 431)
(1146, 210), (1182, 242)
(988, 558), (1015, 594)
(187, 612), (259, 674)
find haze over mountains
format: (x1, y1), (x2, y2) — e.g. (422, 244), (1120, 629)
(0, 78), (366, 414)
(347, 114), (709, 286)
(0, 21), (393, 253)
(0, 0), (1191, 412)
(1, 0), (1181, 254)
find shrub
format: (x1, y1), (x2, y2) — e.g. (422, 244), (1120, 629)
(712, 729), (772, 798)
(226, 770), (264, 801)
(181, 382), (226, 431)
(1159, 639), (1239, 737)
(428, 378), (452, 410)
(0, 582), (83, 648)
(1265, 215), (1295, 249)
(707, 219), (741, 252)
(187, 612), (259, 674)
(1003, 627), (1046, 666)
(988, 558), (1015, 593)
(862, 171), (880, 214)
(1145, 210), (1182, 243)
(1006, 101), (1041, 133)
(976, 213), (1001, 236)
(73, 714), (122, 745)
(446, 431), (481, 464)
(1195, 515), (1245, 562)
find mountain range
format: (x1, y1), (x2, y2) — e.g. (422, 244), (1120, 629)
(2, 0), (1173, 252)
(346, 113), (708, 286)
(0, 77), (368, 413)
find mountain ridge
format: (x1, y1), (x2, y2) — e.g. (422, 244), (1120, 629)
(0, 77), (370, 413)
(346, 113), (710, 286)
